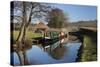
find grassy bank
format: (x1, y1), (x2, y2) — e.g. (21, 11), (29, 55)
(76, 34), (97, 61)
(82, 35), (97, 61)
(12, 30), (42, 43)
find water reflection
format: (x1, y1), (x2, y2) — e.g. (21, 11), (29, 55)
(11, 52), (20, 65)
(49, 45), (66, 60)
(11, 43), (81, 65)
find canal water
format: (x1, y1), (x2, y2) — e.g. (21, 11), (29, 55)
(11, 42), (81, 65)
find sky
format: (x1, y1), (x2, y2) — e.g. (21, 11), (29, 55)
(50, 3), (97, 22)
(13, 2), (97, 24)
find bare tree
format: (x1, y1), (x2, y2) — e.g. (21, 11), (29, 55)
(11, 1), (51, 65)
(47, 8), (68, 28)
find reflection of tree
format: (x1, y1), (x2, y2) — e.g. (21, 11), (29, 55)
(50, 45), (65, 60)
(16, 50), (29, 65)
(12, 39), (32, 65)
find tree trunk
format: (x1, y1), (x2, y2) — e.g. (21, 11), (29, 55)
(16, 22), (26, 42)
(15, 2), (28, 65)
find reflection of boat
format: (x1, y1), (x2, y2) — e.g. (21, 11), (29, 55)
(49, 45), (65, 60)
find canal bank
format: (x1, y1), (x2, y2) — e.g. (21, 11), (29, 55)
(76, 29), (97, 62)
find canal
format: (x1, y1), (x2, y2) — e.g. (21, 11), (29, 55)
(11, 42), (82, 65)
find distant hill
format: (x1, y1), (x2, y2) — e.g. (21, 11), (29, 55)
(68, 20), (97, 27)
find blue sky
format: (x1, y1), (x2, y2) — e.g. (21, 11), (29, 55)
(50, 3), (97, 22)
